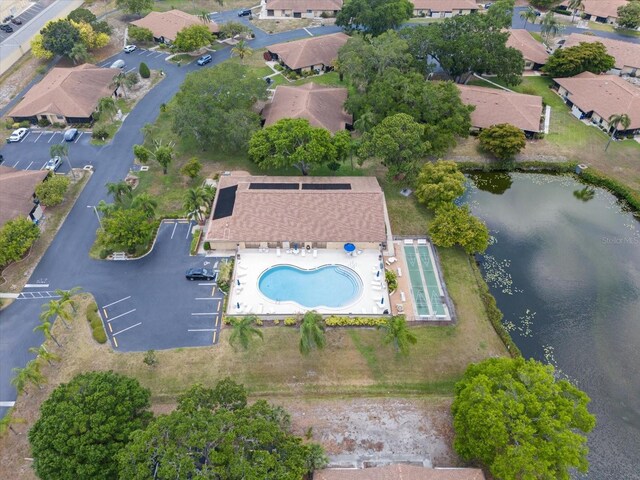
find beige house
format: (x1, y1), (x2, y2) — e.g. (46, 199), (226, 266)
(506, 29), (549, 71)
(458, 85), (544, 134)
(267, 32), (350, 72)
(9, 64), (119, 125)
(315, 464), (485, 480)
(261, 0), (343, 19)
(559, 0), (627, 24)
(130, 9), (219, 44)
(411, 0), (479, 18)
(0, 166), (49, 228)
(205, 173), (388, 251)
(554, 72), (640, 137)
(262, 83), (352, 132)
(562, 33), (640, 76)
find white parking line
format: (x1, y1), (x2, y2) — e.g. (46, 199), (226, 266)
(191, 312), (217, 316)
(171, 222), (177, 239)
(75, 132), (83, 143)
(40, 160), (48, 169)
(22, 131), (31, 141)
(125, 67), (135, 74)
(185, 222), (192, 238)
(146, 50), (155, 56)
(12, 161), (20, 168)
(154, 52), (165, 57)
(35, 131), (45, 142)
(48, 132), (57, 143)
(303, 27), (314, 37)
(138, 50), (146, 55)
(188, 328), (216, 332)
(112, 322), (142, 336)
(198, 282), (216, 286)
(107, 308), (136, 322)
(24, 283), (49, 288)
(102, 295), (131, 308)
(195, 297), (215, 300)
(26, 161), (34, 169)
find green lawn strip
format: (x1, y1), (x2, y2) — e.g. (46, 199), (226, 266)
(587, 21), (640, 37)
(348, 330), (385, 381)
(152, 0), (253, 13)
(169, 53), (196, 64)
(529, 31), (543, 43)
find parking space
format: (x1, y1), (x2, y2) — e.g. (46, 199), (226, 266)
(0, 2), (46, 42)
(94, 221), (229, 351)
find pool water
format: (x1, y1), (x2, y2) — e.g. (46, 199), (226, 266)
(258, 265), (362, 308)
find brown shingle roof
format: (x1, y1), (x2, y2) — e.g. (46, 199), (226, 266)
(130, 9), (219, 42)
(266, 0), (343, 12)
(205, 174), (387, 243)
(0, 166), (48, 227)
(9, 64), (119, 119)
(562, 33), (640, 71)
(457, 85), (543, 132)
(411, 0), (479, 12)
(314, 465), (486, 480)
(262, 83), (352, 132)
(507, 29), (549, 66)
(268, 32), (350, 70)
(560, 0), (626, 19)
(554, 72), (640, 129)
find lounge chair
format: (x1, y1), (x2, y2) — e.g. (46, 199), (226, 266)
(417, 239), (427, 245)
(404, 239), (414, 245)
(276, 248), (281, 257)
(372, 285), (382, 291)
(301, 250), (306, 257)
(400, 291), (406, 302)
(397, 267), (402, 277)
(313, 249), (317, 258)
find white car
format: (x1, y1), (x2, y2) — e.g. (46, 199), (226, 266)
(44, 156), (62, 172)
(7, 127), (28, 143)
(123, 44), (136, 53)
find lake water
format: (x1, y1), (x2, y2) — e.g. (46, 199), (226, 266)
(463, 173), (640, 479)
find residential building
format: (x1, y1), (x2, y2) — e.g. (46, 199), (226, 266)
(9, 64), (119, 125)
(205, 173), (388, 250)
(562, 33), (640, 76)
(554, 72), (640, 137)
(314, 464), (486, 480)
(0, 166), (49, 228)
(411, 0), (479, 18)
(130, 9), (219, 44)
(457, 85), (544, 134)
(262, 83), (352, 132)
(267, 32), (349, 72)
(261, 0), (343, 19)
(558, 0), (627, 24)
(506, 29), (549, 71)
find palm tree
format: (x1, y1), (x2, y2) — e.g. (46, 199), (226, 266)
(34, 320), (61, 347)
(199, 10), (211, 23)
(40, 299), (72, 329)
(378, 316), (417, 355)
(540, 12), (564, 47)
(70, 42), (90, 65)
(573, 187), (595, 202)
(55, 286), (82, 314)
(50, 143), (76, 179)
(231, 40), (252, 64)
(153, 143), (174, 174)
(11, 360), (46, 394)
(111, 73), (128, 98)
(97, 96), (117, 122)
(568, 0), (584, 22)
(29, 345), (60, 365)
(106, 181), (133, 205)
(606, 113), (631, 151)
(299, 311), (326, 355)
(183, 187), (209, 224)
(132, 193), (158, 219)
(520, 6), (538, 30)
(228, 315), (263, 350)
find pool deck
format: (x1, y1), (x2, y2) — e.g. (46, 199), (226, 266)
(229, 249), (391, 316)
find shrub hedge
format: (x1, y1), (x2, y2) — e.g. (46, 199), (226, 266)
(190, 229), (202, 255)
(86, 302), (107, 344)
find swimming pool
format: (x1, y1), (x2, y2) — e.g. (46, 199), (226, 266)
(258, 264), (363, 308)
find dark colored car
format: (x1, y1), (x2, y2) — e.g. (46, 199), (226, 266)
(185, 268), (217, 281)
(0, 24), (13, 32)
(0, 154), (4, 164)
(11, 18), (22, 25)
(238, 8), (252, 16)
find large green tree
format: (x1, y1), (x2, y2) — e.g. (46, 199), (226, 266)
(116, 0), (153, 15)
(336, 0), (413, 36)
(528, 0), (562, 8)
(358, 113), (428, 179)
(29, 371), (152, 480)
(40, 19), (80, 57)
(452, 357), (596, 480)
(172, 63), (267, 151)
(101, 208), (155, 252)
(117, 381), (326, 479)
(35, 175), (70, 206)
(0, 217), (39, 268)
(618, 0), (640, 29)
(478, 123), (527, 161)
(429, 204), (489, 254)
(415, 160), (466, 211)
(177, 379), (248, 413)
(249, 118), (348, 175)
(173, 24), (214, 52)
(543, 41), (615, 77)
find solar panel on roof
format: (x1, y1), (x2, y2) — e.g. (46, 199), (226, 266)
(249, 183), (300, 190)
(301, 183), (352, 190)
(212, 185), (237, 219)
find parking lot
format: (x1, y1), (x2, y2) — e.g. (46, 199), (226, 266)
(0, 1), (48, 42)
(99, 48), (171, 73)
(93, 221), (229, 352)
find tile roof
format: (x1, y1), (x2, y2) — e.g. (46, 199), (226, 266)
(205, 174), (387, 243)
(554, 72), (640, 129)
(560, 0), (627, 19)
(411, 0), (480, 11)
(0, 166), (48, 227)
(506, 29), (549, 66)
(562, 33), (640, 70)
(268, 32), (350, 70)
(9, 64), (119, 119)
(314, 465), (486, 480)
(130, 9), (219, 42)
(262, 83), (352, 132)
(457, 85), (543, 132)
(265, 0), (344, 11)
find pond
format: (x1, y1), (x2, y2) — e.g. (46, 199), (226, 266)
(463, 172), (640, 479)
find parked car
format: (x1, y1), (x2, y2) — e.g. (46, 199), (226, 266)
(0, 24), (14, 33)
(7, 127), (28, 143)
(11, 17), (22, 25)
(44, 156), (62, 172)
(197, 54), (212, 66)
(185, 268), (217, 281)
(238, 8), (252, 16)
(0, 154), (4, 164)
(64, 128), (78, 142)
(110, 59), (125, 69)
(123, 44), (137, 53)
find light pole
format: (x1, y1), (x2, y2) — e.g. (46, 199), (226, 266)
(87, 205), (103, 229)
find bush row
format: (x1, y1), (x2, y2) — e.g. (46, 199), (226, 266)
(190, 229), (202, 255)
(86, 302), (107, 344)
(222, 316), (388, 327)
(579, 168), (640, 212)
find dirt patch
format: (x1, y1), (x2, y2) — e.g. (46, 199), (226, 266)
(0, 54), (48, 112)
(251, 18), (314, 34)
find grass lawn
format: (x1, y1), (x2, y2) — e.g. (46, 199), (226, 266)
(587, 21), (640, 38)
(152, 0), (254, 14)
(251, 18), (314, 34)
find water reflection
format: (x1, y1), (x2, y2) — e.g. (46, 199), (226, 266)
(468, 171), (513, 195)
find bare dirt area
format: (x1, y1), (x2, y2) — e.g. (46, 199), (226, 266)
(0, 54), (48, 112)
(251, 18), (314, 34)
